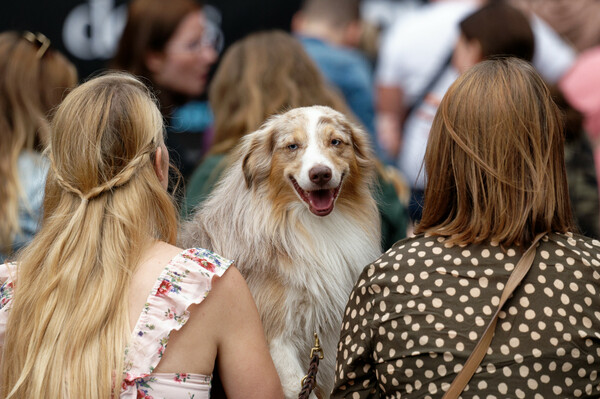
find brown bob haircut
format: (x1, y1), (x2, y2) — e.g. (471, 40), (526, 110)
(112, 0), (201, 80)
(416, 58), (573, 247)
(460, 2), (534, 62)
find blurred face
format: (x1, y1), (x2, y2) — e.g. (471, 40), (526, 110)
(147, 10), (218, 98)
(452, 34), (482, 74)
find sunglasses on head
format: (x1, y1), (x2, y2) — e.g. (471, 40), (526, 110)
(22, 31), (51, 59)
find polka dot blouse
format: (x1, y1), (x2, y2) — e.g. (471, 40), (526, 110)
(332, 232), (600, 398)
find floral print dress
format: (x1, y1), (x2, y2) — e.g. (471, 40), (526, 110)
(0, 248), (233, 399)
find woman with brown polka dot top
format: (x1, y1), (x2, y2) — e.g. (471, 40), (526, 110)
(332, 58), (600, 398)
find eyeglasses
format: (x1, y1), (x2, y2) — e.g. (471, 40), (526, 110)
(22, 31), (51, 59)
(168, 13), (224, 55)
(202, 19), (224, 54)
(169, 30), (222, 55)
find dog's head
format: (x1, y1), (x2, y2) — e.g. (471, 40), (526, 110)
(239, 106), (374, 217)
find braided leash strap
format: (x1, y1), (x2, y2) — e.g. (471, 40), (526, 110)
(298, 333), (324, 399)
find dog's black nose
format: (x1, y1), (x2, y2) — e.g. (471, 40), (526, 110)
(309, 165), (332, 185)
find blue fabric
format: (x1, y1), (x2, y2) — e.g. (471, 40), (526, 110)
(166, 101), (214, 181)
(170, 100), (214, 133)
(0, 151), (47, 262)
(298, 36), (386, 161)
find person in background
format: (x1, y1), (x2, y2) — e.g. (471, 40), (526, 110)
(375, 0), (575, 200)
(332, 57), (600, 398)
(549, 85), (600, 239)
(560, 46), (600, 203)
(375, 0), (483, 164)
(0, 73), (283, 399)
(183, 30), (409, 250)
(511, 0), (600, 52)
(396, 1), (535, 222)
(0, 31), (77, 262)
(292, 0), (385, 162)
(112, 0), (218, 181)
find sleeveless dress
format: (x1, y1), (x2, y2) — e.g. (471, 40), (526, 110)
(0, 247), (233, 399)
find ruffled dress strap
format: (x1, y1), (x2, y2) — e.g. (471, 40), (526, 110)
(121, 248), (232, 394)
(0, 262), (17, 345)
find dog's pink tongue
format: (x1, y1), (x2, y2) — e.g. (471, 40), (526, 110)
(308, 189), (334, 211)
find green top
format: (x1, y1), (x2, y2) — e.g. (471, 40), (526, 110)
(182, 154), (409, 251)
(181, 154), (229, 219)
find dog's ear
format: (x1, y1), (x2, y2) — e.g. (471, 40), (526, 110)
(240, 123), (276, 189)
(341, 118), (374, 170)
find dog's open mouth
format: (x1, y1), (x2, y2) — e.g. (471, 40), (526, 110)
(290, 176), (343, 216)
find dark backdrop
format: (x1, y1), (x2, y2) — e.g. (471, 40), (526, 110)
(0, 0), (302, 81)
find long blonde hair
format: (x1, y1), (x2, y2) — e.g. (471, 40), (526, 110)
(0, 31), (77, 252)
(1, 73), (178, 398)
(208, 30), (350, 155)
(416, 58), (573, 247)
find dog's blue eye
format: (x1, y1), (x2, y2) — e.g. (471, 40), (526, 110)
(331, 139), (341, 146)
(288, 144), (298, 151)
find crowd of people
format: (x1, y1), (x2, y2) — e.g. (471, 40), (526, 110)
(1, 0), (600, 397)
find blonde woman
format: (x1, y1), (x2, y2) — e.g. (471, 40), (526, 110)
(0, 31), (77, 261)
(0, 73), (283, 399)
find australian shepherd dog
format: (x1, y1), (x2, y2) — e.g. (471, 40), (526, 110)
(180, 106), (381, 398)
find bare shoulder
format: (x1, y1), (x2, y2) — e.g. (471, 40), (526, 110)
(205, 266), (256, 321)
(211, 265), (247, 292)
(130, 241), (186, 313)
(172, 265), (255, 360)
(152, 240), (185, 260)
(137, 241), (185, 273)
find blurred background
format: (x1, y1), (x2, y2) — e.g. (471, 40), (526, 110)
(0, 0), (427, 80)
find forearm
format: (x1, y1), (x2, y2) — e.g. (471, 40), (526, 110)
(376, 85), (406, 159)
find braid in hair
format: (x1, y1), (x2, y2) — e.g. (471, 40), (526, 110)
(49, 141), (156, 204)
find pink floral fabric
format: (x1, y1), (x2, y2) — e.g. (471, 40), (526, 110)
(0, 262), (16, 345)
(0, 248), (232, 399)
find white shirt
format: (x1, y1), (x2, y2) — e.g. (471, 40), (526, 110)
(376, 0), (576, 108)
(397, 66), (459, 189)
(378, 0), (577, 190)
(376, 0), (479, 107)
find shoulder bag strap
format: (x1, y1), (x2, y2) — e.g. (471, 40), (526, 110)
(404, 51), (454, 124)
(442, 233), (546, 399)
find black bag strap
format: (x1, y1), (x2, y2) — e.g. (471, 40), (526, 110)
(404, 51), (454, 123)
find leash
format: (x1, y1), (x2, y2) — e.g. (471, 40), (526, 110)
(298, 333), (324, 399)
